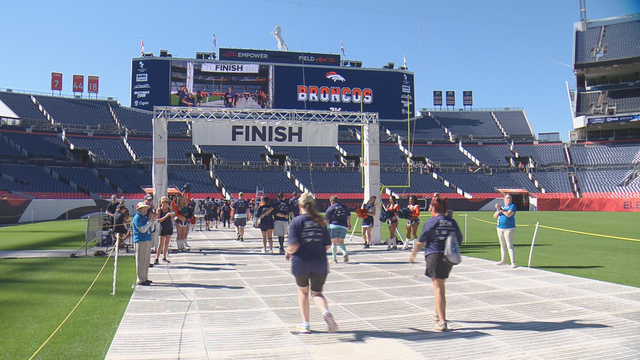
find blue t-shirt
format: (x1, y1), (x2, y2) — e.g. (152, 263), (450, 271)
(257, 205), (274, 228)
(288, 214), (331, 276)
(272, 200), (291, 221)
(233, 199), (249, 218)
(203, 200), (213, 215)
(418, 215), (463, 256)
(325, 203), (351, 228)
(289, 197), (300, 217)
(497, 203), (517, 229)
(132, 212), (152, 243)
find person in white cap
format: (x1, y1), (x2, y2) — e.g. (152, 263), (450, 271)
(133, 201), (157, 286)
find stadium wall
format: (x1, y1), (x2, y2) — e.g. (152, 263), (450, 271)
(0, 199), (102, 225)
(537, 198), (640, 212)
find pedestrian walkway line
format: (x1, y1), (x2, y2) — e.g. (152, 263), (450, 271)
(538, 224), (640, 243)
(30, 247), (116, 360)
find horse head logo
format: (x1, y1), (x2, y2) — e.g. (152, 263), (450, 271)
(325, 71), (346, 82)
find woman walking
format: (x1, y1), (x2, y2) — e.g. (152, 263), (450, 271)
(494, 194), (517, 268)
(285, 192), (338, 334)
(409, 195), (462, 331)
(155, 196), (175, 264)
(257, 197), (275, 253)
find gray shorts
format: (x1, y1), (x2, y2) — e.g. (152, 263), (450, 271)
(234, 217), (247, 227)
(274, 220), (288, 237)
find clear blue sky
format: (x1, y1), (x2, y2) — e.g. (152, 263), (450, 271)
(1, 0), (638, 139)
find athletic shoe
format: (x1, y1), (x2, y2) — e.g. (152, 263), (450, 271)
(138, 280), (152, 286)
(343, 255), (349, 263)
(511, 264), (518, 269)
(330, 260), (337, 264)
(149, 263), (154, 268)
(237, 234), (241, 241)
(270, 249), (274, 254)
(261, 248), (267, 253)
(496, 260), (507, 265)
(434, 322), (448, 331)
(154, 258), (159, 265)
(240, 236), (244, 241)
(392, 245), (398, 250)
(279, 249), (285, 255)
(295, 323), (311, 334)
(323, 312), (338, 333)
(162, 258), (171, 263)
(402, 244), (411, 250)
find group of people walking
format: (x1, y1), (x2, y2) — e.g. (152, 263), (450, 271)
(126, 189), (517, 334)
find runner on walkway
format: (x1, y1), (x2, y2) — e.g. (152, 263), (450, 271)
(232, 192), (250, 241)
(273, 192), (293, 254)
(285, 192), (338, 334)
(409, 195), (462, 331)
(257, 197), (275, 253)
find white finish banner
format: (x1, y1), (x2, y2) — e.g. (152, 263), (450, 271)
(201, 63), (260, 73)
(192, 121), (338, 147)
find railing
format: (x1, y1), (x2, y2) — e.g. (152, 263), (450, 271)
(1, 88), (117, 101)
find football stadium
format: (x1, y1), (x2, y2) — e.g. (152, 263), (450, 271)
(1, 5), (640, 360)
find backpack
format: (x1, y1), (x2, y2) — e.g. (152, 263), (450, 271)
(443, 232), (461, 266)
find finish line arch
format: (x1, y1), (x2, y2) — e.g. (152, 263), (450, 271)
(152, 107), (382, 244)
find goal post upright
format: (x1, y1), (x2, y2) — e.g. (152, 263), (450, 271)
(152, 106), (380, 245)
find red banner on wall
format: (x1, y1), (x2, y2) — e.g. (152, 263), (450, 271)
(537, 198), (640, 212)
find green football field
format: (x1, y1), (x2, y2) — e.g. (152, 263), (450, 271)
(0, 212), (638, 359)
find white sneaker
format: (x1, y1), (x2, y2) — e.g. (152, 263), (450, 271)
(261, 248), (267, 253)
(496, 260), (507, 265)
(323, 312), (338, 333)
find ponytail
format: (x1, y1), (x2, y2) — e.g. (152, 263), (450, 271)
(304, 202), (325, 227)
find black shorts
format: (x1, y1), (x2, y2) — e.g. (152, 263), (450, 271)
(260, 223), (274, 232)
(160, 228), (173, 236)
(425, 253), (453, 279)
(295, 272), (328, 292)
(205, 214), (213, 221)
(362, 217), (374, 227)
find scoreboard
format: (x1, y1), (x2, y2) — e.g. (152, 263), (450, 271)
(131, 49), (415, 120)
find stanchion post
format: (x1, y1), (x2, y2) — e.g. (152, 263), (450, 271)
(528, 222), (540, 268)
(464, 213), (468, 244)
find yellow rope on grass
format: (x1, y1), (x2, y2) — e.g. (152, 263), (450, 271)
(471, 216), (529, 227)
(539, 224), (640, 243)
(29, 246), (115, 360)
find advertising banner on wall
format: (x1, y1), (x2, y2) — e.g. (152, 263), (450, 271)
(219, 48), (341, 66)
(191, 120), (338, 147)
(130, 58), (171, 111)
(446, 91), (455, 106)
(433, 90), (442, 106)
(537, 197), (640, 212)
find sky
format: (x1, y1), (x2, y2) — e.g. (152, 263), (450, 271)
(1, 0), (639, 140)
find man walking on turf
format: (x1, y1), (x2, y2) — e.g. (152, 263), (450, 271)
(231, 192), (250, 241)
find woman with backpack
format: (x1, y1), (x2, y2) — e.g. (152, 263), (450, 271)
(409, 195), (462, 332)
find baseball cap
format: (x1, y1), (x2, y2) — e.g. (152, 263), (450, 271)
(144, 194), (153, 201)
(111, 194), (117, 200)
(136, 202), (151, 210)
(238, 192), (244, 196)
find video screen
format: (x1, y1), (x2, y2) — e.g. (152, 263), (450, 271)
(170, 60), (272, 109)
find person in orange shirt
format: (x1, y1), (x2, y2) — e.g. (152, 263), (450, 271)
(386, 196), (400, 250)
(404, 195), (421, 250)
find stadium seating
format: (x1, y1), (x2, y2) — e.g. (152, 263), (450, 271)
(292, 170), (361, 194)
(0, 130), (67, 159)
(531, 171), (573, 193)
(578, 169), (640, 195)
(430, 111), (503, 139)
(111, 105), (154, 133)
(0, 91), (49, 123)
(382, 117), (448, 141)
(48, 166), (115, 197)
(168, 169), (220, 196)
(575, 20), (640, 63)
(65, 135), (132, 162)
(0, 137), (25, 158)
(339, 143), (362, 155)
(493, 111), (534, 138)
(270, 146), (341, 164)
(569, 144), (640, 166)
(201, 145), (266, 164)
(96, 168), (148, 194)
(216, 170), (297, 194)
(0, 164), (88, 198)
(34, 96), (115, 127)
(463, 144), (513, 166)
(381, 172), (457, 195)
(410, 144), (472, 165)
(127, 138), (195, 162)
(513, 143), (567, 166)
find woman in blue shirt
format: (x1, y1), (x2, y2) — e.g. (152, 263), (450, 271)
(285, 192), (337, 334)
(493, 194), (517, 268)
